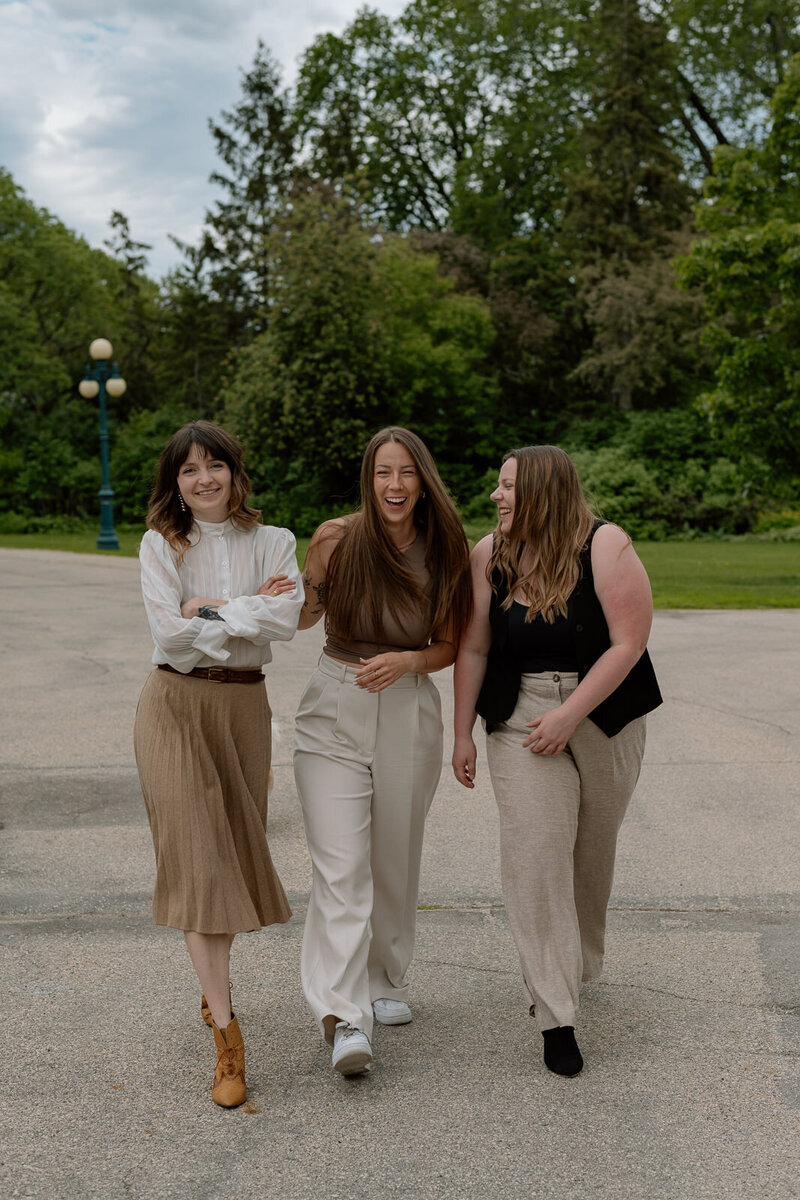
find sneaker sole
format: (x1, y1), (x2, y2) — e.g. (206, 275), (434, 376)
(333, 1048), (373, 1075)
(373, 1011), (412, 1026)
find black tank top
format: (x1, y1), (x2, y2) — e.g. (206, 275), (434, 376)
(506, 597), (579, 672)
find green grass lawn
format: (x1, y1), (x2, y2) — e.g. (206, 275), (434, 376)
(0, 527), (314, 565)
(1, 528), (797, 608)
(635, 539), (799, 608)
(0, 528), (146, 557)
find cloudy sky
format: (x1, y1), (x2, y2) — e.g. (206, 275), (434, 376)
(1, 0), (405, 277)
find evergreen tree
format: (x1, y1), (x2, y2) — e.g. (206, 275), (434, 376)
(157, 239), (235, 417)
(563, 0), (697, 409)
(200, 41), (298, 338)
(565, 0), (692, 263)
(103, 211), (160, 409)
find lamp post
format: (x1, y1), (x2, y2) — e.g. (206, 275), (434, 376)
(78, 338), (127, 550)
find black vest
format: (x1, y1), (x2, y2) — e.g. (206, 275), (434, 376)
(476, 525), (662, 738)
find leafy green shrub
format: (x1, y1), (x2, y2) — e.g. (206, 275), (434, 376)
(570, 448), (667, 538)
(460, 468), (500, 522)
(571, 448), (757, 538)
(0, 512), (92, 534)
(756, 509), (800, 532)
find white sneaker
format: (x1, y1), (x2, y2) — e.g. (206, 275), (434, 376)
(372, 998), (412, 1026)
(332, 1022), (373, 1075)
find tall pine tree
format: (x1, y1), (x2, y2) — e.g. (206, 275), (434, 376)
(564, 0), (697, 409)
(199, 41), (298, 339)
(565, 0), (692, 263)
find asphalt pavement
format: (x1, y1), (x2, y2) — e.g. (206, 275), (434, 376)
(0, 547), (797, 1200)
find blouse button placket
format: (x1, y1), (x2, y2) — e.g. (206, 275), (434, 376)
(219, 530), (230, 599)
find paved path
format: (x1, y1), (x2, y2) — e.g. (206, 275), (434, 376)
(1, 548), (797, 1200)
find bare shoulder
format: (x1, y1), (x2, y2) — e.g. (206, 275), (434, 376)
(591, 522), (636, 564)
(471, 533), (494, 565)
(308, 517), (346, 560)
(469, 534), (494, 605)
(592, 523), (651, 599)
(311, 517), (348, 546)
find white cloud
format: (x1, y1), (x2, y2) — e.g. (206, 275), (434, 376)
(0, 0), (406, 276)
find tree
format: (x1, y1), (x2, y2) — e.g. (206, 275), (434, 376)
(562, 0), (699, 409)
(0, 170), (141, 517)
(565, 0), (694, 263)
(567, 231), (712, 410)
(220, 185), (498, 529)
(103, 211), (161, 408)
(666, 0), (800, 170)
(295, 0), (588, 248)
(220, 186), (395, 525)
(677, 54), (800, 478)
(200, 41), (298, 336)
(156, 241), (236, 418)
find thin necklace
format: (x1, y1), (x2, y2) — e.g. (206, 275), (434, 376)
(395, 533), (417, 552)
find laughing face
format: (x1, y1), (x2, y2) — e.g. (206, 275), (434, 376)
(490, 456), (517, 535)
(177, 444), (232, 523)
(372, 440), (422, 539)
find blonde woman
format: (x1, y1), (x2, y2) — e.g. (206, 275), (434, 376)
(452, 446), (661, 1076)
(134, 421), (303, 1106)
(294, 427), (471, 1075)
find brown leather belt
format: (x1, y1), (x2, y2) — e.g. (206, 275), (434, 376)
(157, 663), (264, 685)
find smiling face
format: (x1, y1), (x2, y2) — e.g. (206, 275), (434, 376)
(177, 444), (232, 523)
(372, 439), (422, 540)
(490, 456), (517, 535)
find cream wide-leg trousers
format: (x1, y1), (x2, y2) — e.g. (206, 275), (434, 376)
(485, 671), (646, 1032)
(294, 653), (443, 1040)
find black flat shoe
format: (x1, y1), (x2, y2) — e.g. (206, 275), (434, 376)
(542, 1026), (584, 1077)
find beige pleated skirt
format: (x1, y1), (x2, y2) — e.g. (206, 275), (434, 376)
(134, 668), (292, 934)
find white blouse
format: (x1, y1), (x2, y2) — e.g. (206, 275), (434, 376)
(139, 518), (305, 672)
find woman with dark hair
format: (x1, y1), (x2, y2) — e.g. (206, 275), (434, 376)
(134, 420), (303, 1107)
(452, 446), (661, 1077)
(294, 427), (471, 1075)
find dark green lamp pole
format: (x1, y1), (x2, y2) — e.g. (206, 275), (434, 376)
(78, 338), (126, 551)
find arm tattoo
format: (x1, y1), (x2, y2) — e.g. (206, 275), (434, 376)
(302, 573), (326, 614)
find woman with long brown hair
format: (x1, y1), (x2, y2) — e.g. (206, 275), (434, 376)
(452, 446), (661, 1077)
(294, 427), (471, 1075)
(134, 421), (303, 1106)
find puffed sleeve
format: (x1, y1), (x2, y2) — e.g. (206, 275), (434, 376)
(139, 532), (231, 667)
(218, 527), (305, 644)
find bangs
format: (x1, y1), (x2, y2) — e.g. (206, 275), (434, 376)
(174, 425), (237, 469)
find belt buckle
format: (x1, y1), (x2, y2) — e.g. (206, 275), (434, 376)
(207, 667), (228, 683)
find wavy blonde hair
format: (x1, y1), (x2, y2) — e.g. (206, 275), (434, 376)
(489, 445), (598, 622)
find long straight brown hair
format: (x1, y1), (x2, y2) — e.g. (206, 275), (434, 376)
(325, 427), (472, 642)
(489, 445), (598, 622)
(146, 421), (260, 562)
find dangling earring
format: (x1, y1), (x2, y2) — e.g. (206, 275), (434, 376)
(421, 491), (427, 499)
(177, 490), (187, 513)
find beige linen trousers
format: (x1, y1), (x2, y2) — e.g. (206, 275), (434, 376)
(294, 653), (443, 1040)
(485, 671), (646, 1031)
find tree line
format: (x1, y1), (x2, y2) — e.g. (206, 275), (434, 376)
(2, 0), (799, 538)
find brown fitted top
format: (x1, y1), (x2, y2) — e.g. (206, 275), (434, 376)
(324, 535), (432, 664)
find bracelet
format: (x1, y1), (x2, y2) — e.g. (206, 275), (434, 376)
(198, 604), (224, 621)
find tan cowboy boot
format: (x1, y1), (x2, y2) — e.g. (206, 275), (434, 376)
(211, 1015), (246, 1108)
(201, 981), (233, 1027)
